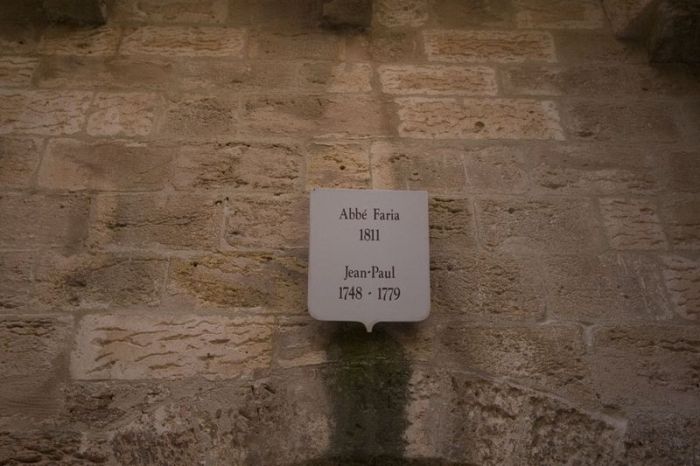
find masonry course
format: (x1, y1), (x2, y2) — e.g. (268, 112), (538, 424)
(0, 0), (698, 464)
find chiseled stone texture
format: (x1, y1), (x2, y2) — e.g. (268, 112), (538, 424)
(0, 56), (38, 87)
(375, 0), (429, 27)
(514, 0), (605, 29)
(379, 64), (497, 96)
(658, 194), (700, 249)
(661, 255), (700, 320)
(424, 30), (556, 63)
(120, 26), (246, 57)
(86, 93), (161, 137)
(0, 431), (108, 465)
(0, 90), (92, 136)
(0, 137), (41, 190)
(39, 26), (121, 56)
(71, 313), (274, 380)
(599, 198), (668, 250)
(112, 0), (229, 24)
(306, 142), (370, 190)
(396, 97), (564, 140)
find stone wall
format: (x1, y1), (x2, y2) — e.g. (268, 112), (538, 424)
(0, 0), (699, 464)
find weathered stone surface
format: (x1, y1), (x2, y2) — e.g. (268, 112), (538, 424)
(90, 193), (222, 250)
(624, 413), (700, 465)
(515, 0), (604, 29)
(35, 253), (168, 309)
(0, 56), (38, 87)
(375, 0), (428, 27)
(0, 252), (35, 310)
(476, 197), (605, 254)
(249, 32), (342, 60)
(592, 325), (700, 411)
(599, 198), (668, 250)
(112, 0), (228, 24)
(563, 100), (682, 142)
(167, 253), (306, 312)
(0, 431), (108, 465)
(658, 194), (700, 249)
(602, 0), (657, 37)
(0, 24), (40, 56)
(429, 196), (476, 254)
(87, 92), (161, 137)
(43, 0), (109, 25)
(379, 65), (497, 96)
(159, 94), (238, 139)
(661, 255), (700, 320)
(543, 254), (670, 322)
(424, 30), (556, 63)
(554, 31), (648, 63)
(121, 26), (246, 57)
(396, 97), (563, 140)
(225, 194), (307, 250)
(71, 313), (274, 380)
(369, 31), (422, 62)
(431, 253), (545, 321)
(428, 0), (514, 28)
(39, 138), (172, 191)
(370, 141), (464, 193)
(322, 0), (372, 29)
(0, 194), (90, 250)
(659, 150), (700, 193)
(463, 146), (529, 194)
(0, 137), (41, 190)
(306, 142), (370, 189)
(173, 141), (304, 192)
(0, 90), (92, 136)
(40, 26), (120, 56)
(648, 0), (700, 63)
(298, 62), (373, 93)
(439, 324), (592, 400)
(239, 94), (387, 139)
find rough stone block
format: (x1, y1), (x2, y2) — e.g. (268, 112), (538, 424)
(661, 255), (700, 320)
(424, 30), (556, 63)
(515, 0), (604, 29)
(624, 413), (700, 465)
(90, 193), (222, 250)
(173, 141), (304, 192)
(439, 324), (592, 400)
(40, 26), (120, 56)
(0, 57), (38, 87)
(592, 325), (700, 411)
(160, 94), (238, 139)
(224, 194), (308, 250)
(476, 197), (605, 254)
(0, 137), (41, 190)
(369, 31), (422, 62)
(378, 64), (497, 96)
(39, 138), (172, 191)
(86, 92), (161, 137)
(429, 196), (477, 254)
(43, 0), (109, 25)
(599, 198), (668, 250)
(375, 0), (428, 27)
(430, 252), (545, 321)
(563, 100), (682, 142)
(0, 431), (108, 465)
(306, 142), (370, 190)
(658, 194), (700, 249)
(297, 62), (373, 93)
(428, 0), (514, 28)
(249, 32), (342, 60)
(239, 94), (387, 139)
(0, 194), (90, 250)
(463, 146), (529, 194)
(120, 26), (246, 57)
(0, 24), (40, 55)
(166, 252), (307, 312)
(659, 150), (700, 193)
(0, 252), (35, 310)
(112, 0), (228, 24)
(602, 0), (658, 37)
(71, 313), (274, 380)
(34, 253), (168, 309)
(543, 254), (670, 322)
(322, 0), (372, 29)
(370, 141), (466, 194)
(396, 97), (563, 140)
(0, 90), (92, 136)
(554, 31), (648, 63)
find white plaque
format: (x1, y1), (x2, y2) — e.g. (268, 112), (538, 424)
(308, 188), (430, 332)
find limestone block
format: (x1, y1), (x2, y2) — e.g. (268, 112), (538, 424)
(396, 97), (564, 140)
(306, 142), (370, 190)
(475, 197), (605, 254)
(90, 193), (222, 250)
(71, 313), (274, 380)
(515, 0), (604, 29)
(0, 431), (108, 464)
(462, 146), (529, 194)
(166, 252), (307, 312)
(0, 57), (38, 87)
(0, 90), (92, 136)
(86, 92), (161, 137)
(43, 0), (109, 25)
(0, 194), (90, 250)
(424, 30), (556, 63)
(39, 138), (173, 192)
(659, 194), (700, 249)
(659, 150), (700, 193)
(375, 0), (428, 27)
(160, 94), (238, 139)
(224, 194), (308, 250)
(602, 0), (659, 38)
(120, 26), (246, 57)
(661, 255), (700, 320)
(429, 196), (477, 254)
(369, 31), (422, 63)
(297, 62), (373, 93)
(112, 0), (228, 24)
(0, 252), (35, 310)
(379, 65), (497, 96)
(543, 254), (670, 322)
(624, 413), (700, 465)
(370, 141), (466, 194)
(173, 142), (304, 192)
(599, 198), (668, 250)
(555, 31), (647, 63)
(322, 0), (372, 29)
(249, 32), (342, 60)
(0, 137), (41, 190)
(592, 325), (700, 411)
(563, 100), (681, 142)
(430, 253), (546, 321)
(39, 26), (120, 56)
